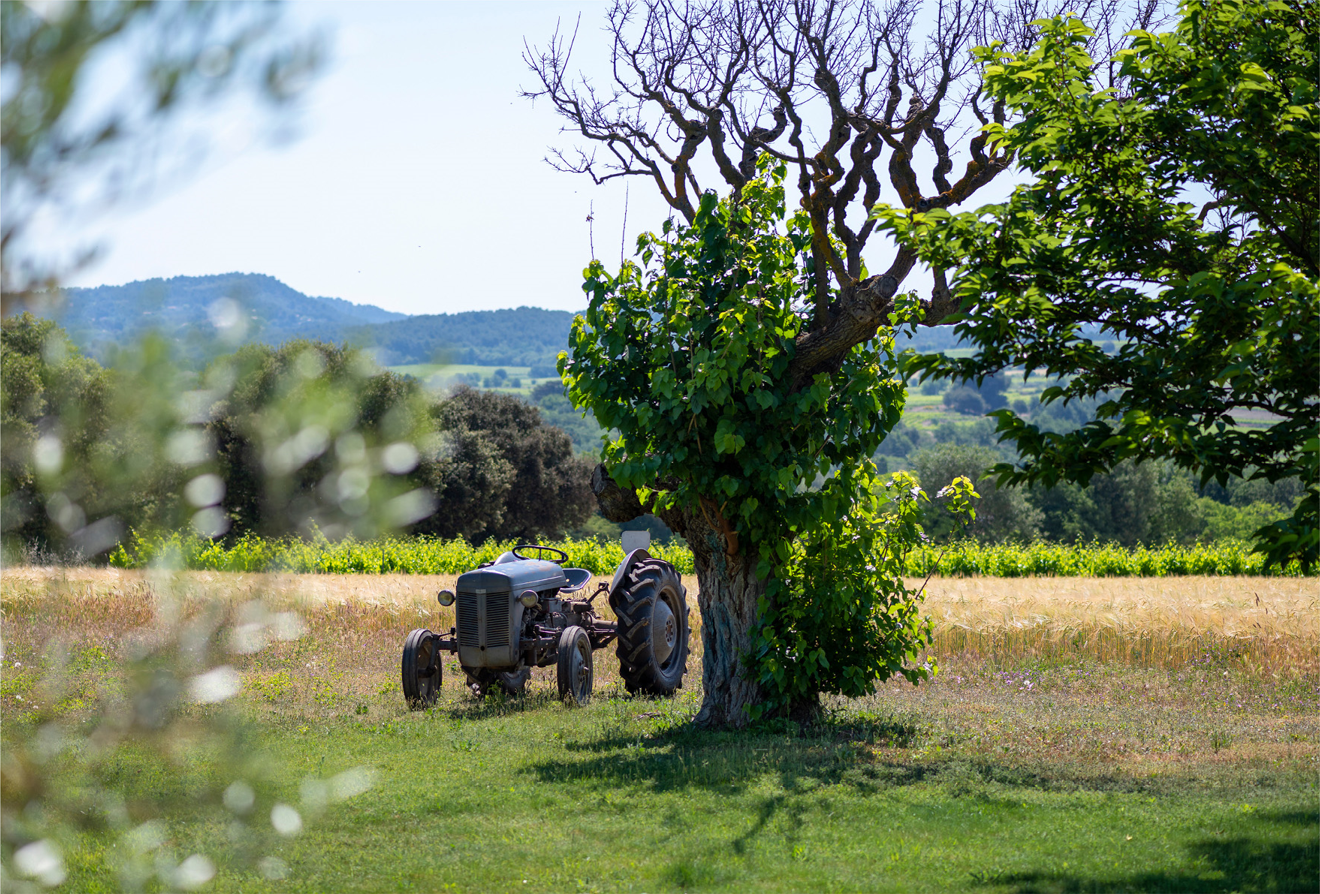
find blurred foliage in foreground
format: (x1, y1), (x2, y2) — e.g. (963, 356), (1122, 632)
(1, 580), (376, 892)
(0, 2), (381, 890)
(1, 1), (322, 308)
(0, 320), (413, 890)
(105, 530), (1315, 578)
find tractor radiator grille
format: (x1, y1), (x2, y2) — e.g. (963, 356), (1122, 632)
(457, 591), (510, 649)
(486, 596), (510, 647)
(457, 592), (480, 647)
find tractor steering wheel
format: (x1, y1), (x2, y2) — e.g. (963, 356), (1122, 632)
(512, 544), (569, 564)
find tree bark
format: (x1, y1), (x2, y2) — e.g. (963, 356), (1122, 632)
(681, 513), (766, 728)
(592, 464), (765, 727)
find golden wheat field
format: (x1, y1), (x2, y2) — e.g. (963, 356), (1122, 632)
(4, 566), (1316, 774)
(920, 574), (1319, 672)
(3, 566), (1316, 675)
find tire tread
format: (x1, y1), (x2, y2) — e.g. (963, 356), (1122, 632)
(614, 560), (689, 696)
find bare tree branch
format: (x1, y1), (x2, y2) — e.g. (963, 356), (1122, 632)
(524, 0), (1170, 378)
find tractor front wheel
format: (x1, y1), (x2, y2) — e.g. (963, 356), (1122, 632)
(556, 626), (593, 705)
(402, 628), (441, 710)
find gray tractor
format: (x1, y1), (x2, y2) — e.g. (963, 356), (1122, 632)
(401, 545), (689, 707)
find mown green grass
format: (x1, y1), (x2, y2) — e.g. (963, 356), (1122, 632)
(28, 688), (1318, 894)
(106, 531), (1313, 577)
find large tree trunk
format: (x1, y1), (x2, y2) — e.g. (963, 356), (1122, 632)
(591, 464), (765, 727)
(682, 516), (766, 728)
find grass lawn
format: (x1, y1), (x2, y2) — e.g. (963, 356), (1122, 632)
(2, 571), (1316, 893)
(172, 690), (1316, 893)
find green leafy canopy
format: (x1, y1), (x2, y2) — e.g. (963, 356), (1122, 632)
(562, 160), (977, 715)
(873, 0), (1319, 569)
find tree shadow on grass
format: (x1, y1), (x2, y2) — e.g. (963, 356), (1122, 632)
(970, 836), (1317, 894)
(524, 713), (927, 796)
(521, 719), (1318, 891)
(523, 717), (1207, 801)
(1255, 809), (1317, 828)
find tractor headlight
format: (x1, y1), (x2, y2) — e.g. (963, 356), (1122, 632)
(437, 589), (455, 606)
(519, 590), (539, 608)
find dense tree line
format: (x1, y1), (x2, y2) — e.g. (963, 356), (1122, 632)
(882, 378), (1304, 547)
(1, 315), (593, 558)
(411, 386), (595, 543)
(3, 312), (1298, 558)
(908, 442), (1303, 548)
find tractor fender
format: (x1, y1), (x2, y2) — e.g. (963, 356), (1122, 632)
(607, 548), (652, 606)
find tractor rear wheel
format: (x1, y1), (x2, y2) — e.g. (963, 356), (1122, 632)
(401, 628), (441, 710)
(556, 626), (593, 705)
(614, 560), (689, 696)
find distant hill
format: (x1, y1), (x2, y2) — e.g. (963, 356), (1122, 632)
(17, 273), (575, 368)
(894, 320), (1108, 356)
(22, 271), (1018, 370)
(25, 273), (406, 359)
(895, 325), (961, 354)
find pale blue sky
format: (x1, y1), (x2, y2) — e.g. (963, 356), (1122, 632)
(59, 1), (674, 315)
(54, 1), (1006, 316)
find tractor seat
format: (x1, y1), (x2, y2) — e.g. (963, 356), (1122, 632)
(561, 567), (592, 592)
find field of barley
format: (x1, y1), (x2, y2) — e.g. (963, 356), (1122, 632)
(7, 564), (1314, 649)
(3, 566), (1315, 712)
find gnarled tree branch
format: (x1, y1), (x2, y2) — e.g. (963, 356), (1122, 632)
(527, 0), (1168, 507)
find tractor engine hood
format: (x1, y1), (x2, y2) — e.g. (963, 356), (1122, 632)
(454, 559), (567, 668)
